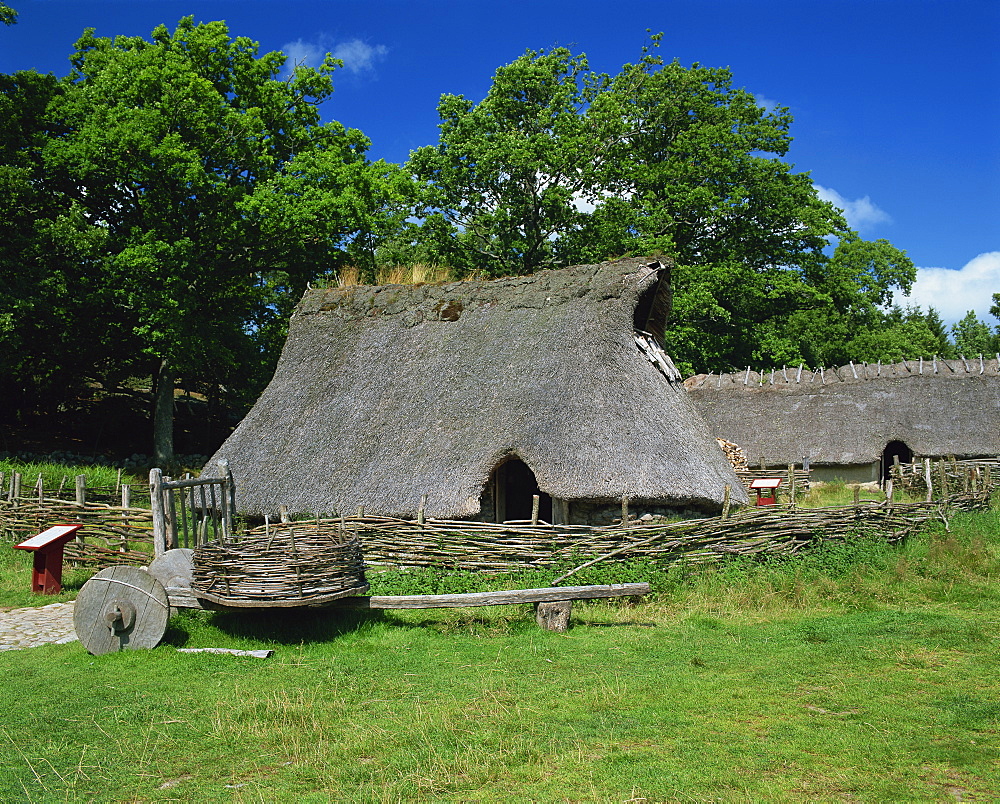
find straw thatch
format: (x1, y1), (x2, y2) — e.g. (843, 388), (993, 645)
(685, 358), (1000, 473)
(206, 258), (746, 520)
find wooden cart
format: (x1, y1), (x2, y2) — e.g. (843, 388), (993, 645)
(73, 464), (649, 655)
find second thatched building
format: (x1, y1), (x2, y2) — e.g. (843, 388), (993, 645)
(686, 358), (1000, 484)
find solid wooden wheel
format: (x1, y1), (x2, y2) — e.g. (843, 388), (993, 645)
(149, 548), (194, 592)
(74, 566), (170, 655)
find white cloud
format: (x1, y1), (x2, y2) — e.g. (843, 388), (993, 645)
(754, 93), (780, 114)
(281, 39), (325, 73)
(814, 184), (891, 232)
(331, 39), (388, 74)
(280, 37), (388, 79)
(905, 251), (1000, 327)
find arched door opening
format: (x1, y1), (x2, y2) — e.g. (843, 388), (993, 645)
(492, 458), (552, 523)
(882, 440), (913, 482)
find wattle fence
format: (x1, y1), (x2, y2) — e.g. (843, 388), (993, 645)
(1, 461), (992, 579)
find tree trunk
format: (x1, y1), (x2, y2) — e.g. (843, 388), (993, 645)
(153, 357), (174, 468)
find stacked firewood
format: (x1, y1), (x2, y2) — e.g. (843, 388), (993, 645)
(716, 438), (749, 471)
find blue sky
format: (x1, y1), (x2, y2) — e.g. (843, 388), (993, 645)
(2, 0), (997, 328)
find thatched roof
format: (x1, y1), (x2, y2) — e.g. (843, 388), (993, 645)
(685, 358), (1000, 466)
(206, 258), (746, 518)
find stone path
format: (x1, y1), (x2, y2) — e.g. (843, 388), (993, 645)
(0, 602), (77, 651)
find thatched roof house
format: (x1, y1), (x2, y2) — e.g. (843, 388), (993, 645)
(207, 258), (746, 523)
(685, 358), (1000, 483)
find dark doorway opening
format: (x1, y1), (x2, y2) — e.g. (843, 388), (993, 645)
(882, 440), (913, 482)
(493, 458), (552, 523)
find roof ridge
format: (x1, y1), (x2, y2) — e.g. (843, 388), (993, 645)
(686, 354), (1000, 389)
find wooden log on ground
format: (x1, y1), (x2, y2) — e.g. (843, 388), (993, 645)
(340, 583), (650, 610)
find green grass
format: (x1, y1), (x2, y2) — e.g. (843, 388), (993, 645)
(0, 458), (143, 492)
(797, 478), (917, 508)
(1, 510), (998, 801)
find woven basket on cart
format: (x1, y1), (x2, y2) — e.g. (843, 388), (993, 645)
(191, 530), (368, 607)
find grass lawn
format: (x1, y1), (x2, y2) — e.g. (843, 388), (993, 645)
(1, 505), (998, 801)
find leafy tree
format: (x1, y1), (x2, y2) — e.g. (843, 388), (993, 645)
(408, 36), (915, 374)
(10, 17), (406, 463)
(0, 70), (116, 422)
(0, 3), (16, 25)
(951, 310), (997, 356)
(846, 306), (957, 363)
(408, 48), (609, 276)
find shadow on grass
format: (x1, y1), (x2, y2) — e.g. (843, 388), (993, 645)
(160, 606), (384, 647)
(157, 601), (657, 646)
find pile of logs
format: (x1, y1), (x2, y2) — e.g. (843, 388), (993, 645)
(717, 439), (749, 471)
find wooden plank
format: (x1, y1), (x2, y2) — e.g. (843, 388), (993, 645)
(160, 476), (230, 490)
(342, 583), (650, 610)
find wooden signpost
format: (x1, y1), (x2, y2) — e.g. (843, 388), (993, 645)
(13, 524), (83, 594)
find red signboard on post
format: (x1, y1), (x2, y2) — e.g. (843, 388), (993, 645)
(13, 525), (83, 594)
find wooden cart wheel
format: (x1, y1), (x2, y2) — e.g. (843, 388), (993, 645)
(74, 566), (170, 655)
(149, 548), (194, 592)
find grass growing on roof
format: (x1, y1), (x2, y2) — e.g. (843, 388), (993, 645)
(1, 509), (998, 801)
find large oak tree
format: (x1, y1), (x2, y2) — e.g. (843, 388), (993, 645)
(406, 35), (916, 374)
(4, 17), (408, 463)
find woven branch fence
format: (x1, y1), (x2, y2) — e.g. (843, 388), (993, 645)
(241, 490), (991, 578)
(1, 465), (993, 576)
(1, 496), (154, 566)
(891, 458), (999, 498)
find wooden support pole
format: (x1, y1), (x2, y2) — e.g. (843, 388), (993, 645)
(75, 475), (86, 506)
(721, 485), (731, 520)
(530, 494), (539, 526)
(924, 458), (933, 502)
(535, 600), (572, 633)
(621, 496), (630, 527)
(149, 468), (167, 558)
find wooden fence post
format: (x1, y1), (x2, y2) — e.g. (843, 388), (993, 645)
(924, 458), (933, 502)
(150, 468), (167, 558)
(120, 483), (132, 553)
(74, 475), (86, 506)
(721, 485), (731, 520)
(218, 458), (235, 541)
